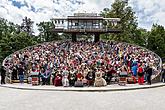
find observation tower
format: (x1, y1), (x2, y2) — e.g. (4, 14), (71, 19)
(51, 13), (121, 42)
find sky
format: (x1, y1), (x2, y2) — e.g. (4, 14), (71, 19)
(0, 0), (165, 34)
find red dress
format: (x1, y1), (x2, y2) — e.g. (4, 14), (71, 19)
(138, 67), (144, 84)
(76, 73), (84, 80)
(54, 75), (62, 86)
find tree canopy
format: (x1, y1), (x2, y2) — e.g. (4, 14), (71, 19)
(37, 20), (59, 42)
(0, 17), (37, 66)
(100, 0), (138, 42)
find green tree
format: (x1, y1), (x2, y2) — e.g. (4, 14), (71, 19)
(100, 0), (138, 42)
(147, 24), (165, 58)
(37, 20), (59, 42)
(0, 18), (37, 66)
(134, 28), (149, 47)
(20, 17), (34, 36)
(0, 18), (8, 39)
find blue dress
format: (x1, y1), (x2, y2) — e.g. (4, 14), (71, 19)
(132, 65), (137, 76)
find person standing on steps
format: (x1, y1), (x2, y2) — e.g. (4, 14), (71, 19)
(12, 66), (18, 80)
(1, 66), (6, 84)
(162, 64), (165, 83)
(18, 64), (24, 84)
(138, 64), (144, 85)
(145, 64), (153, 85)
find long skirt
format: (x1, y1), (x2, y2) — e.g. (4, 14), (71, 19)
(138, 76), (144, 85)
(54, 78), (62, 86)
(94, 78), (107, 87)
(62, 77), (69, 87)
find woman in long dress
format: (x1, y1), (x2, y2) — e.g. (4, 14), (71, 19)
(94, 69), (107, 87)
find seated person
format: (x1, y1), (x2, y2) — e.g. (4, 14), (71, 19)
(62, 74), (69, 87)
(74, 71), (84, 87)
(94, 69), (107, 87)
(105, 66), (116, 84)
(119, 66), (128, 77)
(12, 66), (18, 80)
(51, 69), (57, 85)
(40, 68), (46, 85)
(68, 72), (76, 87)
(41, 69), (51, 85)
(54, 72), (62, 86)
(86, 71), (95, 86)
(74, 78), (83, 87)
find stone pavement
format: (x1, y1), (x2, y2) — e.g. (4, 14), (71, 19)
(0, 84), (165, 110)
(0, 82), (165, 92)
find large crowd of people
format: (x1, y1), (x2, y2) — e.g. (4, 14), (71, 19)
(1, 40), (161, 86)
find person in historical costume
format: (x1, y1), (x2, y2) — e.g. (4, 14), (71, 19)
(18, 64), (25, 83)
(51, 68), (57, 85)
(106, 66), (116, 84)
(138, 64), (144, 85)
(74, 78), (84, 87)
(40, 68), (46, 85)
(12, 66), (18, 80)
(74, 71), (84, 87)
(162, 64), (165, 83)
(62, 69), (69, 87)
(44, 68), (51, 85)
(145, 64), (153, 85)
(118, 66), (128, 85)
(94, 69), (107, 87)
(131, 63), (138, 77)
(69, 72), (76, 86)
(86, 70), (95, 86)
(54, 71), (62, 86)
(1, 66), (6, 84)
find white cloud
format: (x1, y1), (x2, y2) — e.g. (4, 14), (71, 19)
(78, 0), (114, 13)
(0, 0), (84, 35)
(129, 0), (165, 30)
(0, 0), (165, 34)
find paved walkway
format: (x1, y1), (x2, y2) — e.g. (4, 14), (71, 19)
(0, 85), (165, 110)
(1, 82), (165, 92)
